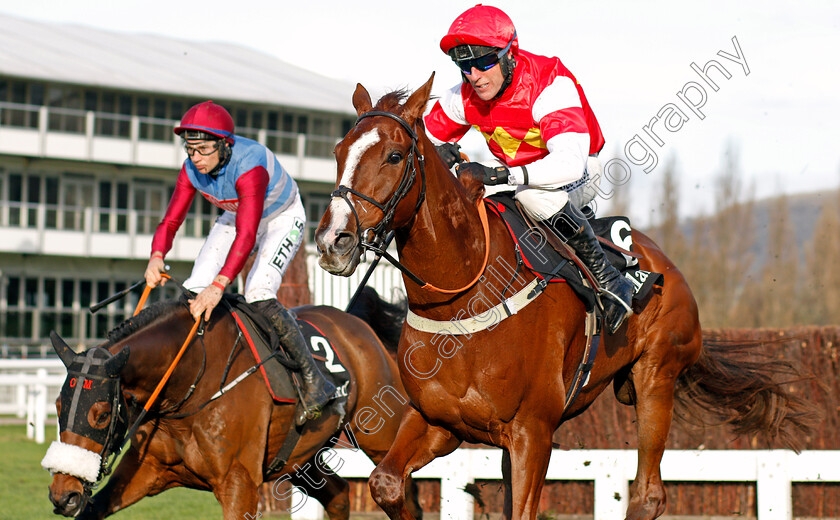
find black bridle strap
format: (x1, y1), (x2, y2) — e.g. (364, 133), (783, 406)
(332, 110), (490, 294)
(332, 110), (426, 248)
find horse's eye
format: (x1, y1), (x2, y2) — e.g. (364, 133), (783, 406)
(388, 152), (403, 164)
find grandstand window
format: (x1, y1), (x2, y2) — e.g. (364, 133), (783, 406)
(0, 272), (178, 353)
(133, 180), (168, 235)
(8, 173), (23, 227)
(45, 177), (59, 229)
(60, 174), (94, 231)
(47, 85), (84, 133)
(96, 180), (129, 233)
(26, 175), (40, 228)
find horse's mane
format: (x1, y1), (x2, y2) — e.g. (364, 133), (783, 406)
(375, 89), (409, 112)
(106, 300), (185, 346)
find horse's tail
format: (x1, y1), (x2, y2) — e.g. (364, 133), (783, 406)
(346, 286), (407, 355)
(673, 335), (820, 452)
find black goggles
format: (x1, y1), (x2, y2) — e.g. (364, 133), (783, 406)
(453, 31), (516, 75)
(456, 52), (502, 74)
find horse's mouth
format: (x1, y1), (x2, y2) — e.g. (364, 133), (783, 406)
(50, 488), (86, 517)
(318, 247), (362, 277)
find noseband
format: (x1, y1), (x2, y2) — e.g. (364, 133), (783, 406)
(331, 110), (427, 254)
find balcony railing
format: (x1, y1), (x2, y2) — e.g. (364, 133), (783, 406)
(0, 102), (340, 183)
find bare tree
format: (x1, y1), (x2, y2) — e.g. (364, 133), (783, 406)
(805, 184), (840, 324)
(756, 193), (798, 327)
(648, 154), (687, 260)
(694, 142), (756, 328)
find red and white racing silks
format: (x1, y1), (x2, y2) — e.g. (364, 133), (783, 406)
(425, 50), (605, 187)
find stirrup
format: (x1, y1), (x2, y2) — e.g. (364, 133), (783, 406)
(296, 402), (325, 426)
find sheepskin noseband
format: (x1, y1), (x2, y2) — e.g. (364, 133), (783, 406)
(41, 440), (103, 483)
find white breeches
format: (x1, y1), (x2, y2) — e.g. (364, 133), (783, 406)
(184, 195), (306, 302)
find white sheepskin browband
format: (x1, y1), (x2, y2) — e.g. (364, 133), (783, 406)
(41, 440), (102, 483)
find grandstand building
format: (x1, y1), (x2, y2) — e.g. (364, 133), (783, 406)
(0, 14), (359, 356)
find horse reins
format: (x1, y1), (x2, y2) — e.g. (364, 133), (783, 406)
(332, 110), (491, 294)
(105, 278), (204, 479)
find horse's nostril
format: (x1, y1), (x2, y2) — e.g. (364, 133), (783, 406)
(65, 491), (81, 509)
(335, 232), (355, 253)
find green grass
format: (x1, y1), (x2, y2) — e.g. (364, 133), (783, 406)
(0, 423), (222, 519)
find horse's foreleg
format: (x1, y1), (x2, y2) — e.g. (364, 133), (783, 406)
(289, 465), (350, 520)
(504, 425), (553, 520)
(214, 461), (261, 520)
(369, 406), (461, 520)
(626, 368), (678, 520)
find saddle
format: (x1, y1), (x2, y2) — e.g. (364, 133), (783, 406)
(484, 192), (663, 315)
(221, 294), (351, 405)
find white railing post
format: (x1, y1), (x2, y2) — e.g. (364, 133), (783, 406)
(39, 105), (48, 155)
(34, 368), (47, 444)
(26, 381), (35, 440)
(130, 115), (140, 164)
(290, 487), (323, 520)
(86, 111), (95, 159)
(757, 451), (792, 520)
(16, 371), (26, 417)
(593, 451), (630, 520)
(297, 134), (307, 176)
(439, 449), (474, 520)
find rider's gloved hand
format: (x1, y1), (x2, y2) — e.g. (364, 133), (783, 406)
(434, 142), (462, 169)
(144, 253), (166, 288)
(458, 161), (510, 186)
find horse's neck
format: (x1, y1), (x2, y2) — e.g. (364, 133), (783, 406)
(397, 152), (487, 302)
(118, 311), (194, 400)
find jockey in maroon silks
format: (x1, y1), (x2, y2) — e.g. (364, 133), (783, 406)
(144, 101), (334, 424)
(425, 5), (633, 334)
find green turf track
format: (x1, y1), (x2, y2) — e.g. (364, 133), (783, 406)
(0, 423), (223, 519)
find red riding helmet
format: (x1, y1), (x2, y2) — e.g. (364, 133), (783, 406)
(439, 4), (519, 55)
(174, 101), (235, 143)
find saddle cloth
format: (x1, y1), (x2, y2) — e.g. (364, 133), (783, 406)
(224, 295), (351, 404)
(484, 192), (663, 313)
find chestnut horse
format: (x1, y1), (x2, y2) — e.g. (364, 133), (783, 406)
(314, 75), (814, 520)
(44, 297), (419, 519)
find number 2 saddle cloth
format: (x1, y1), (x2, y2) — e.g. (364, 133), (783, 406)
(222, 294), (351, 405)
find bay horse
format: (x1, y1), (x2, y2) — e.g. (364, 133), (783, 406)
(314, 74), (815, 520)
(44, 295), (420, 520)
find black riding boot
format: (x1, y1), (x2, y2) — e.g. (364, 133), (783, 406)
(546, 203), (634, 334)
(254, 299), (336, 425)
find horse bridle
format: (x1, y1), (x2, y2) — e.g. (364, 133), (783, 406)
(58, 350), (130, 508)
(331, 110), (427, 256)
(330, 110), (493, 293)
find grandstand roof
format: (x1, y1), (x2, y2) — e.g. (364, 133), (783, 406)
(0, 13), (356, 114)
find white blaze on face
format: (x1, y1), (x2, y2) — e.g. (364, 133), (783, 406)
(324, 128), (380, 241)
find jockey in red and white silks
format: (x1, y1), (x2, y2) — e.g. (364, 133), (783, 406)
(425, 5), (633, 334)
(425, 38), (605, 219)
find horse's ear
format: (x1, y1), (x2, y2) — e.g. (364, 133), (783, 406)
(104, 346), (130, 376)
(50, 331), (76, 367)
(402, 72), (435, 125)
(352, 83), (373, 116)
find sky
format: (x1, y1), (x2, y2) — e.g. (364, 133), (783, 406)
(1, 0), (838, 223)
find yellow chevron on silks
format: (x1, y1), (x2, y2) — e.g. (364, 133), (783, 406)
(475, 125), (546, 159)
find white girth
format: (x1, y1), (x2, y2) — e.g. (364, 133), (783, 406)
(405, 278), (542, 335)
